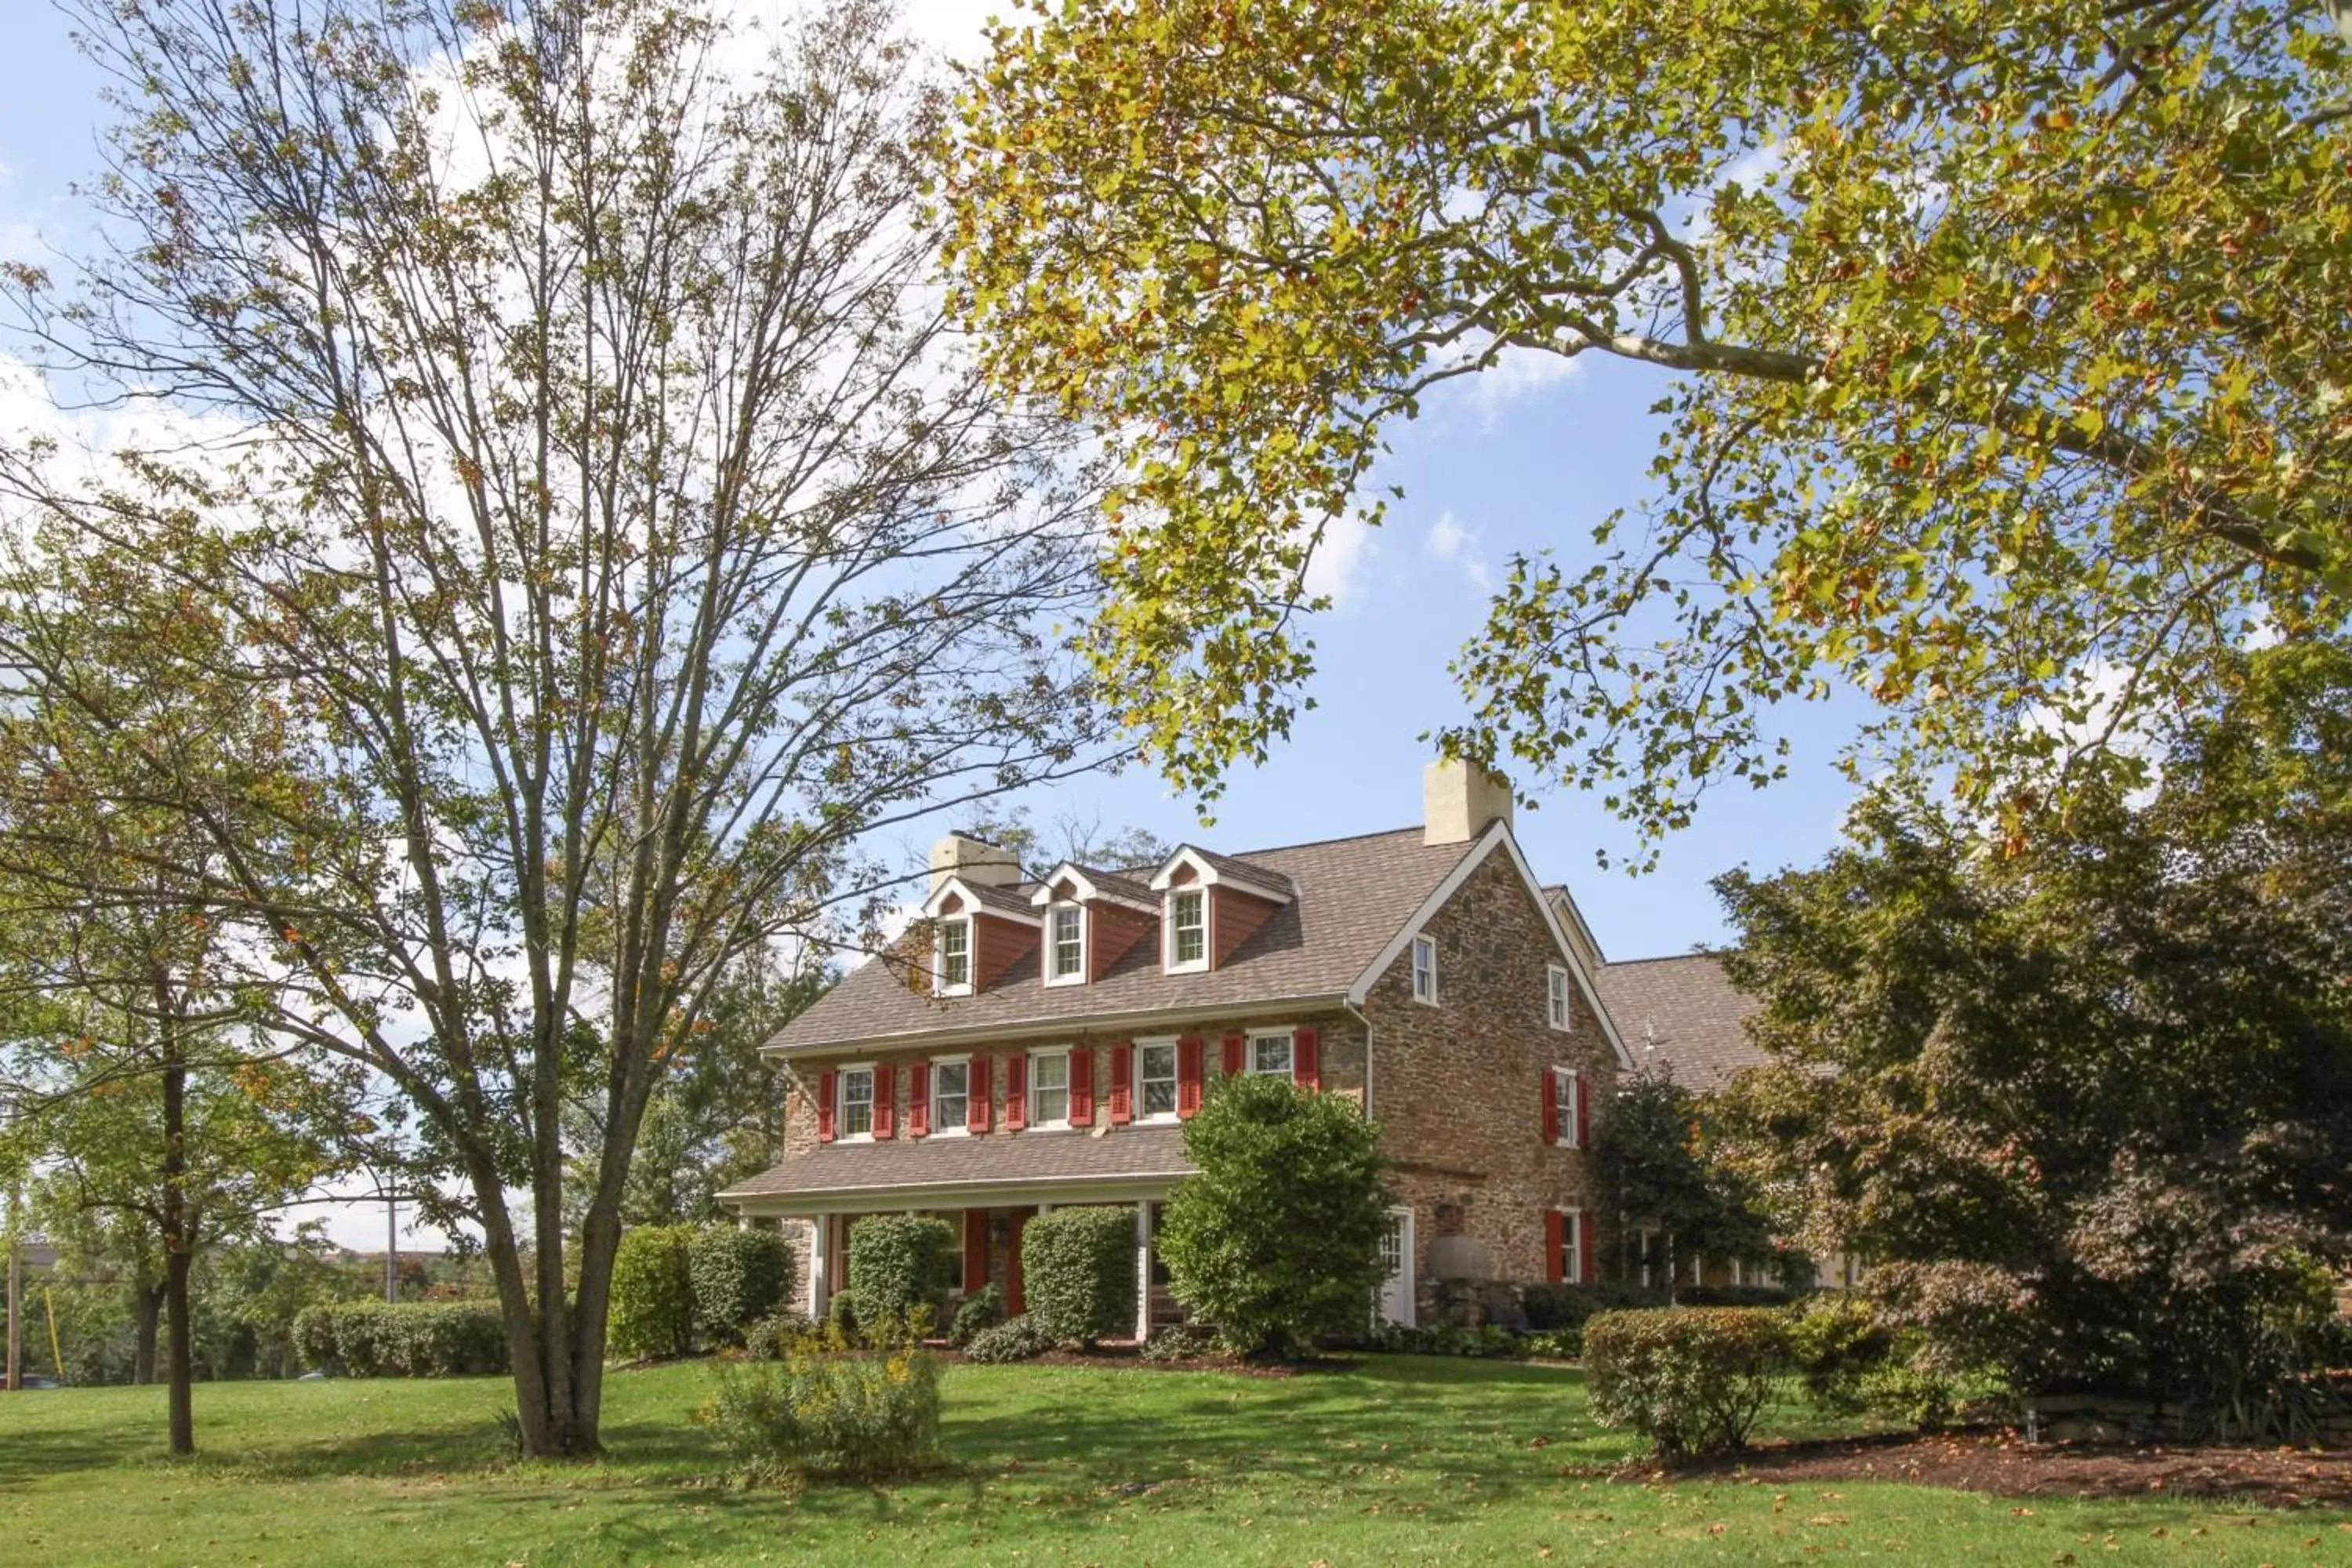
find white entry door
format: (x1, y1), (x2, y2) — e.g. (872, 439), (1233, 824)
(1377, 1206), (1415, 1326)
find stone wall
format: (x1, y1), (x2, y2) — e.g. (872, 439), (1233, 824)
(1364, 844), (1618, 1314)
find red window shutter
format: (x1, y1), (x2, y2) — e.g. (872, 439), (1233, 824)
(817, 1071), (836, 1142)
(873, 1064), (895, 1139)
(1006, 1054), (1028, 1131)
(1109, 1044), (1133, 1123)
(1544, 1210), (1566, 1284)
(962, 1209), (988, 1294)
(1069, 1049), (1094, 1126)
(1221, 1033), (1245, 1076)
(1293, 1028), (1320, 1091)
(1541, 1066), (1559, 1145)
(908, 1062), (930, 1138)
(1573, 1070), (1591, 1149)
(1577, 1210), (1595, 1285)
(970, 1056), (992, 1134)
(1177, 1036), (1203, 1118)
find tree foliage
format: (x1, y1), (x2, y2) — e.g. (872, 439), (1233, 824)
(940, 0), (2352, 853)
(1156, 1073), (1388, 1359)
(1707, 642), (2352, 1410)
(1590, 1070), (1773, 1298)
(0, 0), (1114, 1454)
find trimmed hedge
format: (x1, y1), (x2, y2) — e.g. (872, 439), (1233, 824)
(611, 1224), (699, 1359)
(1584, 1306), (1789, 1457)
(1522, 1280), (1671, 1332)
(292, 1300), (510, 1377)
(691, 1226), (794, 1346)
(846, 1215), (956, 1327)
(1020, 1205), (1137, 1348)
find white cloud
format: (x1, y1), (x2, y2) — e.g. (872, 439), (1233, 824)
(1424, 509), (1492, 590)
(1305, 510), (1375, 602)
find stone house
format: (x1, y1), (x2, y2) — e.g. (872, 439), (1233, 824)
(721, 760), (1639, 1333)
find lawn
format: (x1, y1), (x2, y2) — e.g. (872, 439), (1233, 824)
(0, 1356), (2343, 1566)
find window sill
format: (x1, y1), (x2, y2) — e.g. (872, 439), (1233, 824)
(928, 1127), (971, 1139)
(1042, 974), (1088, 989)
(1163, 960), (1210, 976)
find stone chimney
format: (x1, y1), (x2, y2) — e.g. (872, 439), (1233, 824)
(929, 832), (1022, 894)
(1423, 757), (1514, 846)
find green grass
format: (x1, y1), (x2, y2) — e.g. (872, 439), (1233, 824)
(0, 1356), (2343, 1566)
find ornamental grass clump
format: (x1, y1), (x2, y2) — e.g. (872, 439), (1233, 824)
(700, 1318), (943, 1484)
(1582, 1306), (1790, 1457)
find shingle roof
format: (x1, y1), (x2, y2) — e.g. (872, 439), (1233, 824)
(938, 880), (1037, 920)
(719, 1124), (1194, 1200)
(1184, 847), (1296, 901)
(1593, 952), (1768, 1092)
(772, 826), (1469, 1053)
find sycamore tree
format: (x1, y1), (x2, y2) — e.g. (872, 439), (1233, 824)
(1705, 641), (2352, 1417)
(939, 0), (2352, 855)
(0, 0), (1116, 1454)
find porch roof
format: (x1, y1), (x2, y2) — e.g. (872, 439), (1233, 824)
(719, 1123), (1194, 1207)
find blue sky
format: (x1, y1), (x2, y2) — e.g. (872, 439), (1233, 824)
(0, 1), (1875, 967)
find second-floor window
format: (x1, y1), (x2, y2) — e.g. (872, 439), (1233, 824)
(1167, 889), (1207, 971)
(937, 918), (971, 995)
(1410, 935), (1437, 1004)
(1248, 1029), (1294, 1077)
(1030, 1049), (1070, 1126)
(839, 1066), (875, 1139)
(931, 1059), (970, 1133)
(1047, 903), (1085, 985)
(1137, 1040), (1179, 1119)
(1547, 964), (1570, 1030)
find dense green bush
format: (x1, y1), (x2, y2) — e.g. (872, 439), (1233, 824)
(700, 1336), (943, 1482)
(1139, 1323), (1219, 1362)
(742, 1311), (816, 1361)
(690, 1227), (793, 1346)
(962, 1313), (1054, 1363)
(1020, 1206), (1137, 1348)
(1783, 1294), (1994, 1432)
(292, 1300), (510, 1377)
(1157, 1072), (1390, 1359)
(1522, 1280), (1669, 1332)
(610, 1225), (699, 1359)
(949, 1284), (1005, 1348)
(845, 1215), (955, 1327)
(826, 1287), (862, 1344)
(1584, 1307), (1789, 1457)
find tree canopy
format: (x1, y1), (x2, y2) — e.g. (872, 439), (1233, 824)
(940, 0), (2352, 854)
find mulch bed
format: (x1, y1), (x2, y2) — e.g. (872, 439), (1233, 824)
(1600, 1428), (2352, 1510)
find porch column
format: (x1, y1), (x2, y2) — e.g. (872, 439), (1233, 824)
(1134, 1201), (1153, 1342)
(810, 1213), (833, 1317)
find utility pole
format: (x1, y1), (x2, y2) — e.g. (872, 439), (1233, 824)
(385, 1180), (397, 1304)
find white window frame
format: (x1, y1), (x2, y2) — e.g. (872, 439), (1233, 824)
(1552, 1065), (1584, 1149)
(1134, 1035), (1181, 1123)
(1028, 1047), (1073, 1129)
(1631, 1225), (1661, 1290)
(837, 1062), (877, 1142)
(1164, 888), (1209, 974)
(928, 1055), (971, 1136)
(1560, 1207), (1586, 1285)
(1044, 902), (1087, 987)
(935, 917), (973, 996)
(1410, 935), (1437, 1005)
(1246, 1027), (1295, 1078)
(1546, 963), (1571, 1031)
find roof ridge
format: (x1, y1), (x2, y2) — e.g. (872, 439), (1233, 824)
(1221, 822), (1428, 859)
(1603, 949), (1738, 967)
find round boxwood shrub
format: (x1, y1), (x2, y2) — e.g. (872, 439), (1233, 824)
(610, 1224), (699, 1359)
(845, 1214), (955, 1327)
(963, 1313), (1054, 1363)
(1583, 1306), (1790, 1457)
(691, 1225), (794, 1346)
(949, 1283), (1006, 1348)
(1021, 1205), (1137, 1348)
(1156, 1072), (1390, 1359)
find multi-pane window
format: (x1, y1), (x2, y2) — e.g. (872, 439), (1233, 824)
(937, 919), (971, 993)
(1047, 904), (1084, 983)
(1168, 889), (1207, 969)
(1559, 1210), (1584, 1284)
(1546, 964), (1570, 1030)
(839, 1067), (875, 1138)
(1030, 1050), (1070, 1126)
(1248, 1030), (1294, 1077)
(1137, 1040), (1178, 1119)
(1410, 935), (1437, 1004)
(931, 1059), (969, 1133)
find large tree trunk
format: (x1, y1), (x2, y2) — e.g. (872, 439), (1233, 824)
(159, 1025), (193, 1455)
(132, 1276), (163, 1385)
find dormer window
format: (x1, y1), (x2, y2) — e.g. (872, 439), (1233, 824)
(1046, 902), (1086, 985)
(1167, 888), (1207, 973)
(936, 917), (972, 996)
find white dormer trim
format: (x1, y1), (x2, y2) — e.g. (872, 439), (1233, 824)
(1144, 846), (1294, 904)
(1345, 819), (1635, 1071)
(1162, 885), (1210, 975)
(1042, 900), (1088, 987)
(1027, 862), (1157, 914)
(921, 873), (1043, 926)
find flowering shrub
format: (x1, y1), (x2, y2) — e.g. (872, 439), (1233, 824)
(701, 1319), (942, 1483)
